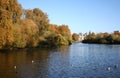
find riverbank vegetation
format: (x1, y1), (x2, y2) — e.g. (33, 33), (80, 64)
(82, 31), (120, 44)
(72, 33), (79, 42)
(0, 0), (72, 50)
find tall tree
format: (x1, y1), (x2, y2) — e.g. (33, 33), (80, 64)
(25, 8), (49, 34)
(0, 0), (22, 49)
(58, 25), (72, 44)
(72, 33), (79, 41)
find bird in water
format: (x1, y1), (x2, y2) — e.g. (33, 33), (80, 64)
(14, 66), (16, 69)
(14, 66), (18, 73)
(107, 67), (111, 71)
(32, 60), (34, 63)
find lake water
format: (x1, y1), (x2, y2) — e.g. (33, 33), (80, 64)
(0, 43), (120, 78)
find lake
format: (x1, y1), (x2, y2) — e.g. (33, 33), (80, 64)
(0, 43), (120, 78)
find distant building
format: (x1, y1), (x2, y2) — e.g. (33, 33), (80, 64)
(79, 34), (85, 42)
(114, 30), (120, 33)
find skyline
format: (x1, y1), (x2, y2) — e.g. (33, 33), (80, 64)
(18, 0), (120, 34)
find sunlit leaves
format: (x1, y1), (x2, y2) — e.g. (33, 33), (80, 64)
(0, 0), (73, 49)
(58, 25), (72, 44)
(25, 8), (49, 33)
(72, 33), (79, 41)
(83, 31), (120, 44)
(13, 25), (27, 48)
(0, 28), (13, 49)
(22, 19), (39, 47)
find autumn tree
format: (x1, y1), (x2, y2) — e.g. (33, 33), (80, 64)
(82, 31), (120, 44)
(12, 25), (27, 48)
(22, 19), (39, 47)
(25, 9), (33, 20)
(25, 8), (49, 34)
(0, 0), (73, 49)
(58, 25), (72, 45)
(72, 33), (79, 41)
(0, 0), (23, 49)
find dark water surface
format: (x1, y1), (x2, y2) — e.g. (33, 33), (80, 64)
(0, 43), (120, 78)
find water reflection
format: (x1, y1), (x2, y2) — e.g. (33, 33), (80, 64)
(0, 44), (120, 78)
(48, 46), (70, 78)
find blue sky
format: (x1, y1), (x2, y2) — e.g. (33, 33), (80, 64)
(18, 0), (120, 34)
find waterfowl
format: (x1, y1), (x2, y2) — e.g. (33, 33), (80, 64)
(14, 66), (16, 69)
(107, 67), (111, 71)
(32, 60), (34, 63)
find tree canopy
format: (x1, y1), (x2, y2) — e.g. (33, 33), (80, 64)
(82, 31), (120, 44)
(72, 33), (79, 41)
(0, 0), (72, 50)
